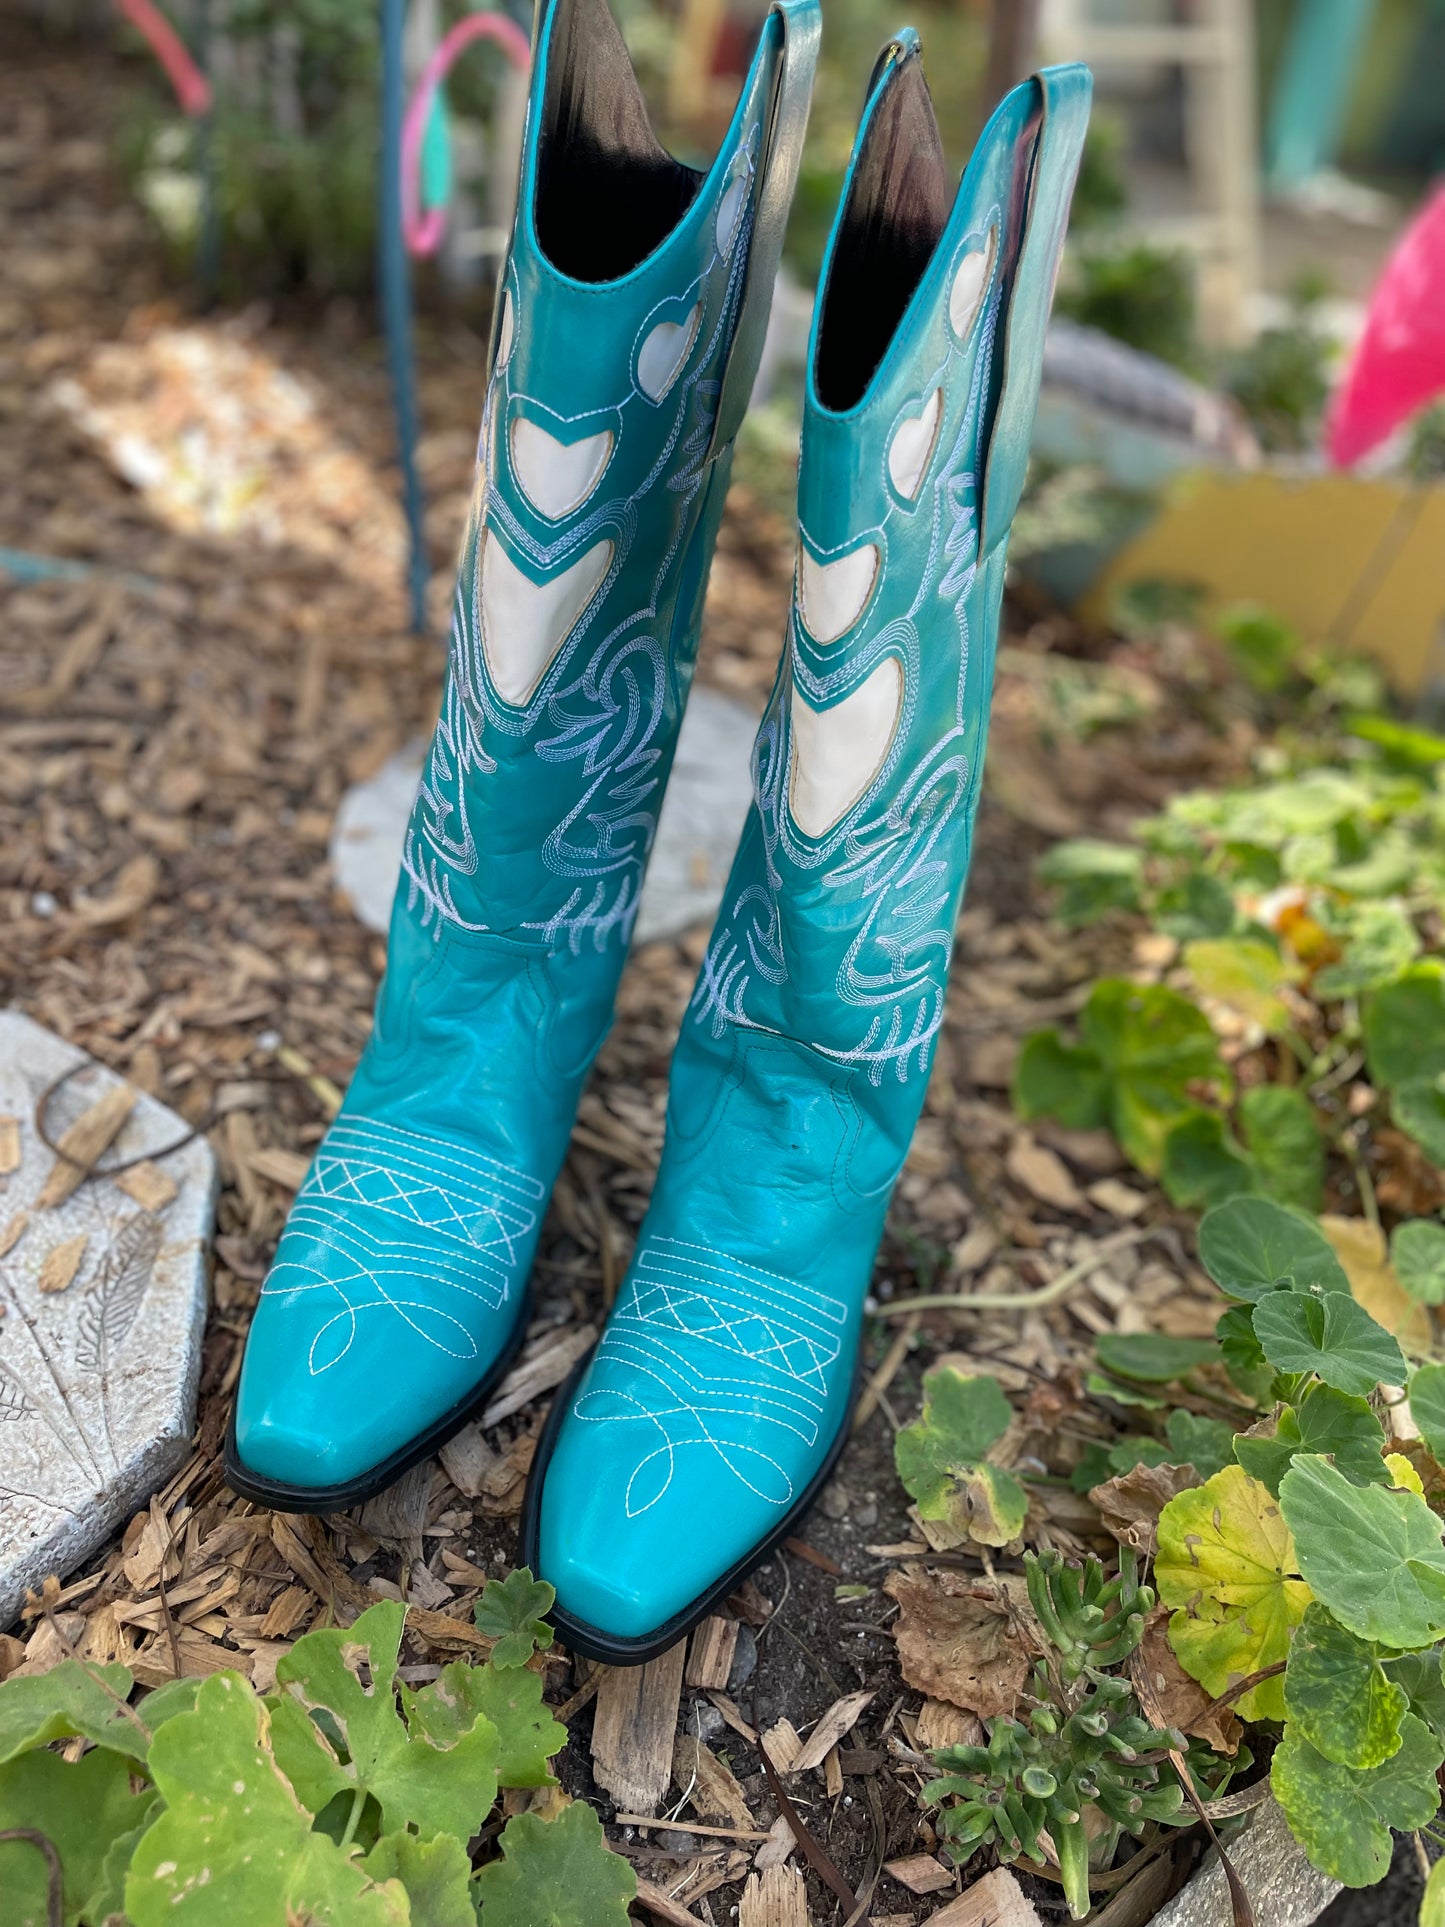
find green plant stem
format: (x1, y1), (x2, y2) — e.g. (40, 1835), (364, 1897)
(339, 1785), (367, 1851)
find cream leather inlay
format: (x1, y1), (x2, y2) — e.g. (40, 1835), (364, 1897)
(478, 531), (613, 706)
(789, 656), (903, 837)
(510, 418), (614, 522)
(887, 388), (944, 501)
(949, 226), (997, 343)
(638, 304), (702, 401)
(797, 539), (880, 645)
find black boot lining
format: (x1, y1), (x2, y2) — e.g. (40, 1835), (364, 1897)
(534, 0), (705, 284)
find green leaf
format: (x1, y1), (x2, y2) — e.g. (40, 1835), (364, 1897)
(363, 1831), (474, 1927)
(1184, 937), (1299, 1034)
(1239, 1085), (1325, 1214)
(1424, 1852), (1445, 1927)
(271, 1598), (500, 1842)
(1410, 1363), (1445, 1463)
(1160, 1108), (1253, 1210)
(1363, 962), (1445, 1090)
(1094, 1333), (1220, 1383)
(1233, 1381), (1388, 1497)
(474, 1570), (556, 1670)
(1011, 1029), (1110, 1132)
(1394, 1074), (1445, 1165)
(1384, 1650), (1445, 1741)
(1155, 1465), (1309, 1721)
(0, 1659), (149, 1765)
(125, 1672), (409, 1926)
(893, 1368), (1027, 1547)
(1164, 1411), (1238, 1478)
(1197, 1196), (1351, 1302)
(1282, 1602), (1407, 1768)
(1392, 1220), (1445, 1305)
(1312, 902), (1421, 1001)
(1250, 1289), (1405, 1397)
(473, 1800), (635, 1927)
(0, 1744), (155, 1927)
(1035, 839), (1143, 926)
(1080, 979), (1227, 1175)
(406, 1658), (564, 1791)
(84, 1814), (156, 1927)
(1272, 1711), (1442, 1887)
(1280, 1455), (1445, 1648)
(1215, 1303), (1270, 1391)
(1153, 869), (1239, 941)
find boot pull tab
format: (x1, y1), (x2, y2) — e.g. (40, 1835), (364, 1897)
(705, 0), (822, 466)
(979, 62), (1092, 557)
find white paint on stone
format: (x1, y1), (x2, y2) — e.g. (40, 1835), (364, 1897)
(331, 684), (759, 945)
(0, 1011), (216, 1629)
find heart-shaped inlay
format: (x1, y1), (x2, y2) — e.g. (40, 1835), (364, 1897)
(797, 538), (880, 645)
(478, 531), (613, 706)
(716, 167), (748, 258)
(887, 389), (944, 501)
(495, 288), (516, 370)
(949, 226), (997, 343)
(637, 303), (702, 402)
(790, 656), (903, 837)
(510, 418), (615, 522)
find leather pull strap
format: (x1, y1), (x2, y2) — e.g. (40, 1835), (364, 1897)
(980, 62), (1092, 553)
(706, 0), (821, 464)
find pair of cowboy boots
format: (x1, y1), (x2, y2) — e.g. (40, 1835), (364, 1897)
(227, 0), (1090, 1663)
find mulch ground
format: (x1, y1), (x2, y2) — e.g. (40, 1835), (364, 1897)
(1, 19), (1369, 1926)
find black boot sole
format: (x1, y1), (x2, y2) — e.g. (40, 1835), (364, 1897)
(223, 1294), (533, 1515)
(520, 1346), (862, 1667)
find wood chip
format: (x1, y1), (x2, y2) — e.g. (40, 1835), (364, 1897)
(37, 1082), (135, 1207)
(739, 1865), (810, 1927)
(916, 1698), (984, 1751)
(923, 1868), (1041, 1925)
(246, 1146), (311, 1192)
(406, 1561), (454, 1611)
(884, 1854), (956, 1896)
(0, 1210), (29, 1257)
(790, 1690), (873, 1775)
(685, 1614), (739, 1690)
(753, 1813), (797, 1871)
(258, 1584), (313, 1640)
(38, 1231), (88, 1293)
(634, 1878), (707, 1927)
(115, 1159), (178, 1211)
(0, 1115), (19, 1175)
(590, 1640), (687, 1814)
(1087, 1177), (1149, 1219)
(72, 852), (160, 927)
(672, 1732), (755, 1830)
(1004, 1135), (1085, 1213)
(760, 1717), (803, 1774)
(823, 1743), (843, 1799)
(437, 1423), (503, 1499)
(480, 1322), (595, 1429)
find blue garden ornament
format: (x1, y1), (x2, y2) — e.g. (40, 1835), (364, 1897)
(226, 0), (822, 1510)
(527, 40), (1092, 1660)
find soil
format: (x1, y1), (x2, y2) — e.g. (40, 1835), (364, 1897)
(0, 15), (1426, 1927)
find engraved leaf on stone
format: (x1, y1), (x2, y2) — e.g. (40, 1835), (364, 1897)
(76, 1212), (163, 1372)
(0, 1361), (35, 1421)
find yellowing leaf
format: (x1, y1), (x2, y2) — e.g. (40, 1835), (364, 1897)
(1156, 1465), (1311, 1720)
(1320, 1214), (1431, 1354)
(1185, 937), (1301, 1034)
(1386, 1453), (1426, 1496)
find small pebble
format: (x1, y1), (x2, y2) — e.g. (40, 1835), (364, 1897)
(727, 1623), (758, 1695)
(30, 892), (57, 919)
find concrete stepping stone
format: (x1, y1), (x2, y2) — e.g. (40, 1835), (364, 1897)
(0, 1011), (216, 1627)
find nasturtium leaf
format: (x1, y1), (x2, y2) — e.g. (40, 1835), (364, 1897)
(1152, 869), (1238, 941)
(1080, 978), (1227, 1176)
(270, 1597), (500, 1843)
(0, 1743), (154, 1927)
(1215, 1304), (1270, 1396)
(1239, 1084), (1325, 1214)
(0, 1659), (149, 1764)
(84, 1814), (156, 1927)
(1282, 1602), (1406, 1768)
(1011, 1029), (1110, 1132)
(1394, 1074), (1445, 1166)
(1392, 1220), (1445, 1305)
(126, 1671), (408, 1926)
(893, 1368), (1027, 1547)
(474, 1569), (556, 1669)
(1409, 1363), (1445, 1463)
(1233, 1382), (1388, 1498)
(1425, 1853), (1445, 1927)
(1160, 1108), (1253, 1210)
(1279, 1455), (1445, 1649)
(405, 1656), (564, 1790)
(1094, 1334), (1220, 1383)
(364, 1830), (474, 1927)
(472, 1800), (635, 1927)
(1197, 1196), (1350, 1302)
(1034, 838), (1143, 926)
(1250, 1288), (1405, 1397)
(1155, 1464), (1310, 1721)
(1363, 961), (1445, 1090)
(1272, 1711), (1442, 1888)
(1165, 1411), (1237, 1478)
(1184, 937), (1299, 1034)
(1384, 1650), (1445, 1742)
(1312, 901), (1421, 1001)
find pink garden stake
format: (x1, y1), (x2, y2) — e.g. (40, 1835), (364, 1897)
(1327, 183), (1445, 468)
(402, 11), (533, 258)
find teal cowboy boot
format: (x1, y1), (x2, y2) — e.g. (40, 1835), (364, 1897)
(526, 38), (1091, 1658)
(226, 0), (821, 1510)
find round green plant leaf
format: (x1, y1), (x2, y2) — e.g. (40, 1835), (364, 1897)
(1184, 936), (1299, 1034)
(0, 1659), (150, 1765)
(410, 1655), (566, 1792)
(1011, 1029), (1110, 1132)
(1250, 1288), (1405, 1397)
(1160, 1108), (1253, 1211)
(0, 1744), (155, 1927)
(1282, 1602), (1407, 1768)
(472, 1799), (636, 1927)
(1392, 1221), (1445, 1305)
(474, 1569), (556, 1669)
(1425, 1853), (1445, 1927)
(1233, 1381), (1388, 1498)
(1155, 1464), (1309, 1721)
(1239, 1084), (1325, 1215)
(893, 1368), (1027, 1547)
(1363, 961), (1445, 1090)
(1197, 1196), (1349, 1302)
(1273, 1711), (1442, 1888)
(1094, 1334), (1220, 1383)
(1165, 1411), (1237, 1478)
(1394, 1075), (1445, 1166)
(1279, 1454), (1445, 1648)
(363, 1831), (474, 1927)
(1408, 1362), (1445, 1464)
(1383, 1650), (1445, 1741)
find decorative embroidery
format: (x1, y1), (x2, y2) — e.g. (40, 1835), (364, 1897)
(574, 1236), (846, 1513)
